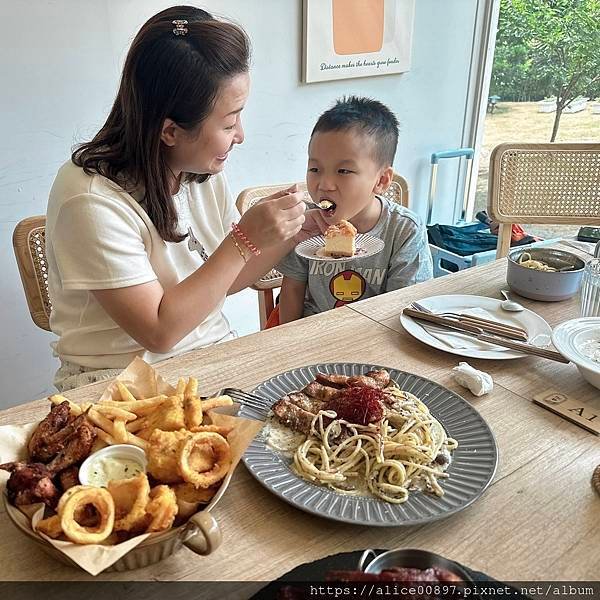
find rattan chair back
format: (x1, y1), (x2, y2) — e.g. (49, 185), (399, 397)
(13, 216), (52, 331)
(488, 143), (600, 258)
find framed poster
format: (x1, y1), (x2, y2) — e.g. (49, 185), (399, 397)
(302, 0), (415, 83)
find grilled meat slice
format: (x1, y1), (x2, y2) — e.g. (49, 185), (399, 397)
(315, 373), (350, 389)
(381, 389), (401, 409)
(272, 370), (392, 435)
(28, 401), (71, 461)
(286, 392), (326, 413)
(302, 382), (339, 401)
(272, 398), (316, 434)
(366, 369), (391, 388)
(47, 418), (96, 473)
(346, 375), (378, 388)
(347, 369), (390, 389)
(0, 462), (60, 508)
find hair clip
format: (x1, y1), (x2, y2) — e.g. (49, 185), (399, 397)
(172, 19), (188, 36)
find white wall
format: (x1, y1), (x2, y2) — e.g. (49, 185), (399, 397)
(0, 0), (480, 409)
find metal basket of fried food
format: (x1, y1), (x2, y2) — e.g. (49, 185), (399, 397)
(1, 371), (261, 573)
(3, 481), (223, 572)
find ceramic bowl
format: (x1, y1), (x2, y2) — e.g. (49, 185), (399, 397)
(79, 444), (147, 486)
(507, 247), (585, 301)
(552, 317), (600, 390)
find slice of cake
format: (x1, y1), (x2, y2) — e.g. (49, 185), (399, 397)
(322, 220), (357, 258)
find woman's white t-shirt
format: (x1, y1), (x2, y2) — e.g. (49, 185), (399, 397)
(46, 160), (239, 369)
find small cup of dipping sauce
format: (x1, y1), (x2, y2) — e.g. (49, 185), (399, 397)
(79, 444), (147, 487)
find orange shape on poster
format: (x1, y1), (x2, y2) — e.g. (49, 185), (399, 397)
(332, 0), (385, 55)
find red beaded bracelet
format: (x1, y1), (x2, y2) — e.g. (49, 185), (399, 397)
(231, 223), (261, 256)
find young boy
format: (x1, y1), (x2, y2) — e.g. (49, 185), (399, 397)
(277, 96), (433, 323)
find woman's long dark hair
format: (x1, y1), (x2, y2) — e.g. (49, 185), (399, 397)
(72, 6), (250, 242)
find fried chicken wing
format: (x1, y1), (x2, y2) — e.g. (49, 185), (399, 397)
(28, 401), (71, 461)
(46, 418), (96, 473)
(0, 462), (60, 508)
(27, 402), (96, 474)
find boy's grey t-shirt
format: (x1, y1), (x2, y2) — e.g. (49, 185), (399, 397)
(278, 197), (433, 316)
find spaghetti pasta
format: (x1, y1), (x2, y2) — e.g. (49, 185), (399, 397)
(518, 252), (557, 272)
(291, 387), (458, 504)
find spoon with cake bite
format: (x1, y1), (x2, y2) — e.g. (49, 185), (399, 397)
(302, 192), (336, 211)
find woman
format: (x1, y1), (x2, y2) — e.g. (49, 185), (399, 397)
(46, 6), (314, 391)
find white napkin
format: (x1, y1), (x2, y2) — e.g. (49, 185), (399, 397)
(452, 362), (494, 396)
(421, 307), (512, 352)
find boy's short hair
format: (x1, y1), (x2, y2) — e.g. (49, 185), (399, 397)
(311, 96), (399, 167)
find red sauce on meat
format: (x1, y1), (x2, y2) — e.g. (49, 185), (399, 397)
(327, 386), (384, 425)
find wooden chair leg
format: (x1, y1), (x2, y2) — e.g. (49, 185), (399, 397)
(496, 223), (512, 259)
(258, 289), (275, 330)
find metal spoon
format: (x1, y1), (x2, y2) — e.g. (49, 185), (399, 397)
(500, 289), (524, 312)
(302, 192), (334, 210)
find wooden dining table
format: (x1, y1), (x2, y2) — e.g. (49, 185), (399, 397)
(1, 247), (599, 590)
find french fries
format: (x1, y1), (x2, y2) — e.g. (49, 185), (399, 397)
(125, 432), (148, 450)
(190, 424), (234, 436)
(183, 377), (203, 428)
(95, 427), (118, 446)
(112, 419), (128, 444)
(79, 377), (228, 455)
(87, 408), (116, 433)
(99, 396), (168, 416)
(94, 405), (138, 421)
(183, 377), (198, 400)
(200, 395), (233, 412)
(117, 380), (138, 403)
(49, 395), (85, 416)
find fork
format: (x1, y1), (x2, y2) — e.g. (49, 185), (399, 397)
(222, 387), (271, 420)
(410, 301), (529, 341)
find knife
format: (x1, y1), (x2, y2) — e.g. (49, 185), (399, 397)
(402, 307), (569, 363)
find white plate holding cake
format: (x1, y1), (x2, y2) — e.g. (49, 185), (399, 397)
(295, 219), (384, 262)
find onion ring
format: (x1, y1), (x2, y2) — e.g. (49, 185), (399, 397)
(57, 484), (88, 513)
(177, 432), (232, 489)
(59, 486), (115, 544)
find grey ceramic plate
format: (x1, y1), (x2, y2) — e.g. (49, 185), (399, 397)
(240, 363), (498, 526)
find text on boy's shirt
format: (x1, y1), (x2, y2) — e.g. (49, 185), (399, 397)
(309, 260), (386, 285)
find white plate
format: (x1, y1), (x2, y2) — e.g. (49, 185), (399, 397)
(400, 294), (553, 360)
(295, 233), (384, 262)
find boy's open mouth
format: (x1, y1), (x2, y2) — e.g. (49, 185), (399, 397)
(318, 199), (337, 217)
